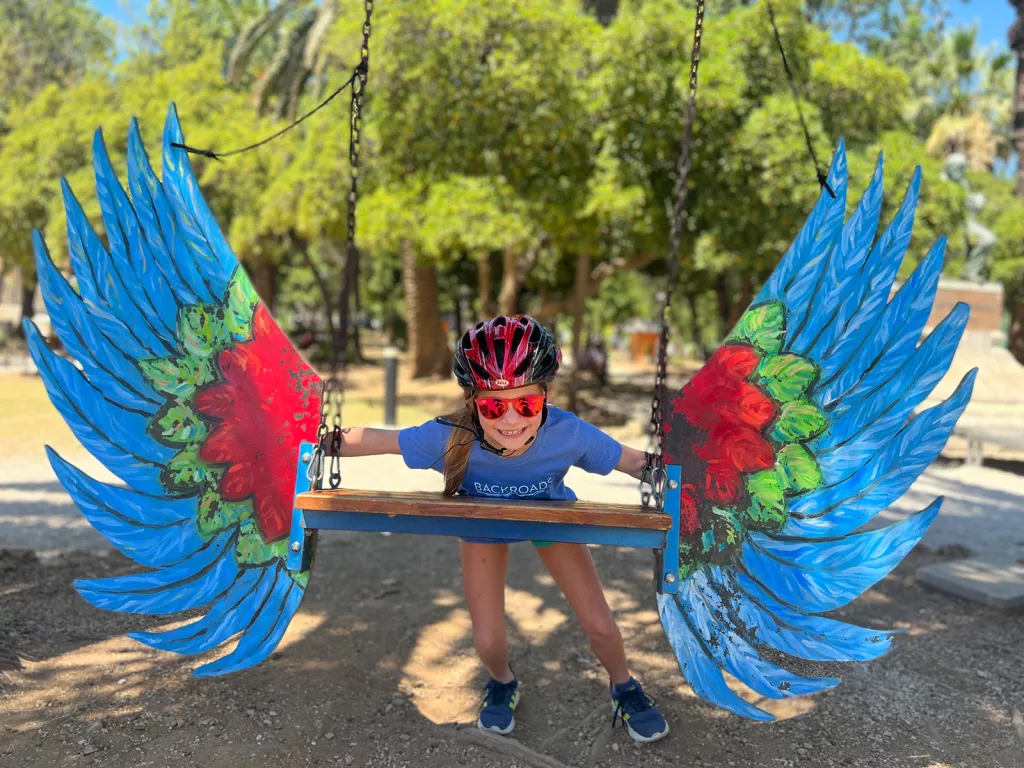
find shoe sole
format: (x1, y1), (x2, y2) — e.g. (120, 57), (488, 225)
(610, 699), (670, 743)
(477, 716), (515, 735)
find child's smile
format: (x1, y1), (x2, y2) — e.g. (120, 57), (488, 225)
(475, 384), (545, 455)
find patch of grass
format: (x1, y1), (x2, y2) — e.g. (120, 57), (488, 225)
(0, 374), (82, 461)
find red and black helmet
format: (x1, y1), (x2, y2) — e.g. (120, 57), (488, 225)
(453, 315), (561, 391)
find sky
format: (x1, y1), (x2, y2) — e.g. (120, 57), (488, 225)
(90, 1), (1018, 47)
(90, 0), (147, 26)
(948, 0), (1015, 49)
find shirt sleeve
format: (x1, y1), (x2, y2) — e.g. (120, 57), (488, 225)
(574, 417), (623, 476)
(397, 420), (452, 472)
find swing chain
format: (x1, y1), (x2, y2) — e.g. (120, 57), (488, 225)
(643, 0), (704, 510)
(311, 0), (373, 491)
(307, 376), (333, 488)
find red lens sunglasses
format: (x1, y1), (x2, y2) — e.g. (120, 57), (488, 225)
(474, 394), (546, 420)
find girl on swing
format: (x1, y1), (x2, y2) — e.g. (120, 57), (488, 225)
(331, 314), (669, 742)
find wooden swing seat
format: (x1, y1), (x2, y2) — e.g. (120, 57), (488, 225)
(287, 443), (684, 593)
(295, 489), (672, 530)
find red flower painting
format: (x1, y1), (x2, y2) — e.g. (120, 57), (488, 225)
(196, 305), (322, 542)
(667, 345), (777, 534)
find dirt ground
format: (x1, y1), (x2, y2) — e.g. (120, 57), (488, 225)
(2, 364), (1024, 768)
(1, 538), (1023, 768)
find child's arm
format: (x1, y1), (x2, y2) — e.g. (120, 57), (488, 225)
(615, 444), (649, 479)
(324, 427), (402, 456)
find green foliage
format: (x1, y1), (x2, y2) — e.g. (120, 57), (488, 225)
(1, 0), (1020, 351)
(0, 0), (114, 129)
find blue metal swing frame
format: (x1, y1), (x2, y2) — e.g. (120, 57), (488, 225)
(286, 442), (683, 594)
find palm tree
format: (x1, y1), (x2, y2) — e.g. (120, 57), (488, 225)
(924, 25), (1013, 172)
(227, 0), (341, 120)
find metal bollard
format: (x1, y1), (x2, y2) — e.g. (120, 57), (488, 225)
(383, 345), (398, 426)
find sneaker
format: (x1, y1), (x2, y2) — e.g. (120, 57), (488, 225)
(610, 678), (669, 743)
(477, 675), (519, 735)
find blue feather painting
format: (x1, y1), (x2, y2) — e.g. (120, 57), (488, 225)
(27, 106), (324, 678)
(659, 145), (975, 719)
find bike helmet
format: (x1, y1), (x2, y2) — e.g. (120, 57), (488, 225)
(453, 315), (561, 391)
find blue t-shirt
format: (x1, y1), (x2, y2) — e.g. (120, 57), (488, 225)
(398, 406), (623, 543)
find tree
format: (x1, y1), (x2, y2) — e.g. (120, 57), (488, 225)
(922, 26), (1013, 171)
(368, 0), (602, 381)
(0, 0), (114, 324)
(360, 182), (452, 378)
(589, 0), (911, 349)
(0, 0), (114, 130)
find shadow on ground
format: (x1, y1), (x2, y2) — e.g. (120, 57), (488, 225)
(2, 530), (1022, 768)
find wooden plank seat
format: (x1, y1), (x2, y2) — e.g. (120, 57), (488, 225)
(287, 443), (685, 593)
(295, 490), (673, 530)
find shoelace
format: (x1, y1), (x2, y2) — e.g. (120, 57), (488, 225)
(611, 686), (656, 729)
(481, 678), (517, 710)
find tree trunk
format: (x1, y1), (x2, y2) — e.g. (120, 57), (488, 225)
(497, 248), (521, 316)
(334, 243), (360, 367)
(1011, 9), (1024, 196)
(685, 286), (713, 361)
(402, 241), (451, 378)
(254, 11), (316, 115)
(1009, 8), (1024, 362)
(566, 252), (592, 414)
(299, 237), (337, 357)
(453, 274), (465, 339)
(727, 273), (753, 331)
(285, 0), (339, 120)
(714, 273), (730, 334)
(227, 0), (300, 85)
(477, 253), (495, 320)
(249, 261), (278, 313)
(19, 275), (36, 327)
(350, 248), (363, 362)
(1010, 299), (1024, 366)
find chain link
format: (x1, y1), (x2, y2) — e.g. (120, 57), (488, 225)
(642, 0), (704, 510)
(310, 0), (373, 491)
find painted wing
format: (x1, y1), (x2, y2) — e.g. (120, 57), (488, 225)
(659, 144), (975, 720)
(26, 104), (322, 677)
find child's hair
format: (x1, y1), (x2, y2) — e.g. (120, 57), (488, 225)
(441, 391), (476, 496)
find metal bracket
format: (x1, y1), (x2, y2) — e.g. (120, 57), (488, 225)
(287, 441), (319, 573)
(657, 464), (682, 595)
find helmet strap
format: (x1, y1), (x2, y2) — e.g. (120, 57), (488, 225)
(433, 416), (507, 456)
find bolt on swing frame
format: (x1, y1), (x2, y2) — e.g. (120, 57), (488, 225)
(286, 443), (684, 595)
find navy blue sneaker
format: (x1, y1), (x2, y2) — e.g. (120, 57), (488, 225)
(477, 675), (519, 735)
(610, 678), (669, 743)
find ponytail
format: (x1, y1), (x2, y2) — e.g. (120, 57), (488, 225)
(442, 391), (476, 496)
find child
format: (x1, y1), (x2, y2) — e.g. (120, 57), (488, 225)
(330, 315), (669, 743)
